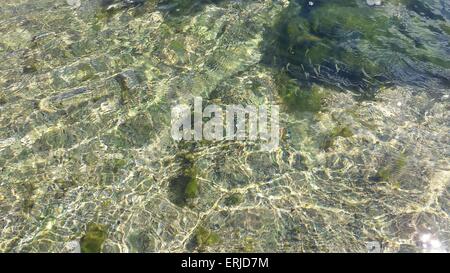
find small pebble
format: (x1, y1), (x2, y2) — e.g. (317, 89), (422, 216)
(65, 240), (81, 253)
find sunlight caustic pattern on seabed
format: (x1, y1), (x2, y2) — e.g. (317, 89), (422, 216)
(0, 0), (448, 252)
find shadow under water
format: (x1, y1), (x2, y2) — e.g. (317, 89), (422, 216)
(262, 0), (450, 98)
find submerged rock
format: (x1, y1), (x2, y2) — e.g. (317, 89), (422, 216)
(168, 154), (200, 207)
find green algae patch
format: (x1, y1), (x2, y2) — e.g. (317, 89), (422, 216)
(168, 153), (200, 207)
(262, 0), (388, 92)
(241, 237), (255, 252)
(224, 193), (243, 207)
(169, 40), (186, 62)
(110, 158), (127, 174)
(117, 113), (154, 147)
(330, 126), (353, 138)
(440, 23), (450, 36)
(169, 173), (198, 206)
(263, 0), (450, 93)
(184, 175), (199, 200)
(80, 223), (107, 253)
(321, 125), (353, 150)
(375, 167), (391, 182)
(0, 94), (6, 105)
(194, 226), (220, 250)
(276, 72), (326, 113)
(372, 153), (408, 182)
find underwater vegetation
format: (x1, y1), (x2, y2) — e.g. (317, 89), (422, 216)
(224, 193), (243, 207)
(276, 71), (327, 112)
(168, 153), (200, 207)
(262, 0), (450, 99)
(321, 125), (354, 150)
(193, 226), (220, 251)
(371, 153), (408, 183)
(80, 223), (107, 253)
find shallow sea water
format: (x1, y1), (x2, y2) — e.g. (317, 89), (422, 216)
(0, 0), (449, 252)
